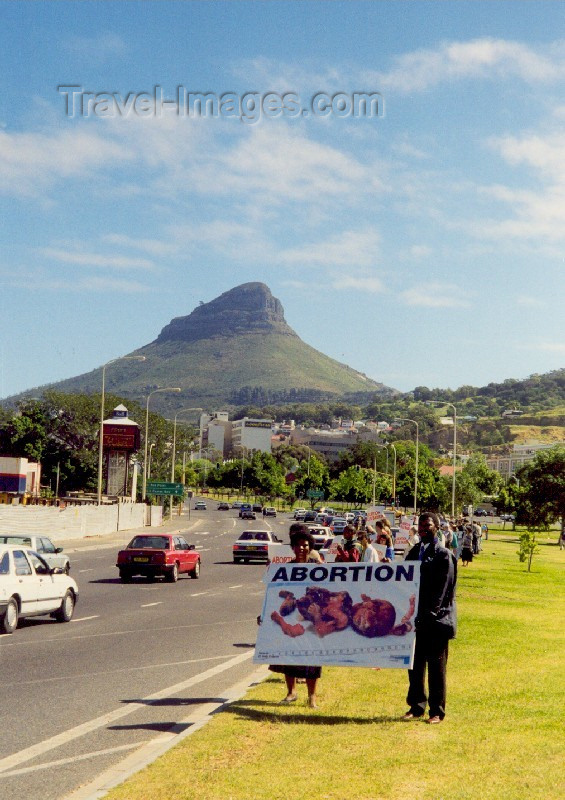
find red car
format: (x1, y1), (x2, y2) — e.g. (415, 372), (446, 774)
(116, 534), (200, 583)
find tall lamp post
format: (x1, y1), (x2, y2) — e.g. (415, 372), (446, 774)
(388, 443), (397, 507)
(142, 387), (181, 501)
(147, 443), (155, 479)
(97, 355), (145, 505)
(426, 400), (457, 518)
(167, 408), (203, 486)
(370, 443), (387, 506)
(394, 418), (419, 514)
(239, 447), (247, 496)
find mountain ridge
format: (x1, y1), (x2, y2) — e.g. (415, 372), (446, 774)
(4, 283), (393, 412)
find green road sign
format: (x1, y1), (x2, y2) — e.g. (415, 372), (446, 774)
(306, 489), (324, 499)
(146, 481), (185, 497)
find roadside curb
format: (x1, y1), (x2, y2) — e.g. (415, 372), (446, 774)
(60, 665), (269, 800)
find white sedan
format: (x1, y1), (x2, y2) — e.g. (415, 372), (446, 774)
(233, 530), (282, 563)
(0, 534), (71, 573)
(0, 545), (79, 634)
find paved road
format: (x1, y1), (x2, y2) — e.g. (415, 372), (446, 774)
(0, 504), (292, 800)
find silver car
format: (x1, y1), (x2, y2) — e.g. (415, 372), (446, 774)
(0, 536), (70, 573)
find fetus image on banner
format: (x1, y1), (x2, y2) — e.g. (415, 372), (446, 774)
(255, 560), (421, 669)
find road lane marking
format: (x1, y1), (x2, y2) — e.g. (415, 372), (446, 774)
(71, 616), (99, 623)
(228, 585), (243, 589)
(0, 650), (254, 773)
(3, 654), (245, 687)
(78, 568), (94, 573)
(0, 742), (146, 777)
(140, 602), (162, 608)
(62, 666), (268, 800)
(1, 618), (254, 649)
(189, 592), (208, 597)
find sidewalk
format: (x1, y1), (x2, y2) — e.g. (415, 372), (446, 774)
(60, 506), (200, 553)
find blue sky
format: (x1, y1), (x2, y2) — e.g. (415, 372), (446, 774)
(1, 1), (564, 398)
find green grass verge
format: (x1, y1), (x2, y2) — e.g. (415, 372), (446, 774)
(106, 535), (564, 800)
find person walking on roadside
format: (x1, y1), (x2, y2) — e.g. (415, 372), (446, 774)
(402, 511), (457, 725)
(460, 526), (474, 566)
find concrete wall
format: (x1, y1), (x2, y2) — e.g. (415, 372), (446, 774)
(0, 502), (161, 541)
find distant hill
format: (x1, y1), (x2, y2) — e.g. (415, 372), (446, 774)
(412, 369), (565, 416)
(8, 283), (395, 413)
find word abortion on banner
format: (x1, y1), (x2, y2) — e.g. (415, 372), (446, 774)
(395, 516), (417, 552)
(254, 562), (420, 669)
(267, 542), (294, 564)
(366, 506), (395, 528)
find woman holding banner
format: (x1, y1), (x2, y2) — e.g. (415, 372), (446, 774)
(265, 527), (322, 708)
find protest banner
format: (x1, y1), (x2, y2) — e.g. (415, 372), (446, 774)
(254, 562), (420, 669)
(366, 506), (395, 528)
(267, 542), (294, 564)
(395, 516), (414, 551)
(320, 535), (344, 562)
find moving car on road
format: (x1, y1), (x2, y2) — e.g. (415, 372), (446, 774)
(264, 507), (277, 517)
(116, 534), (200, 583)
(238, 503), (253, 518)
(233, 530), (281, 563)
(330, 518), (348, 534)
(217, 502), (230, 510)
(194, 501), (207, 510)
(241, 509), (257, 520)
(0, 545), (78, 634)
(306, 525), (333, 550)
(0, 535), (71, 573)
(293, 508), (306, 520)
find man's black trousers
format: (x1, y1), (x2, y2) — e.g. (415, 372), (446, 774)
(406, 631), (449, 719)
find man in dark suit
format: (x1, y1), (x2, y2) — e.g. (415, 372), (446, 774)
(403, 511), (457, 724)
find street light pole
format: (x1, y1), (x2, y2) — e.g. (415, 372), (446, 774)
(394, 418), (419, 514)
(142, 387), (181, 501)
(147, 443), (155, 479)
(97, 355), (145, 505)
(426, 400), (457, 518)
(240, 447), (246, 496)
(306, 445), (311, 477)
(389, 443), (397, 506)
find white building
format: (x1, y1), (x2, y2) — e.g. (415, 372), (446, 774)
(205, 418), (232, 457)
(231, 418), (273, 454)
(486, 442), (561, 478)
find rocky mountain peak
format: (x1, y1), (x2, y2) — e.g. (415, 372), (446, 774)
(155, 282), (296, 344)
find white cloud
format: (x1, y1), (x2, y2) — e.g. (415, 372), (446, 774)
(279, 229), (380, 268)
(371, 37), (565, 93)
(102, 233), (179, 257)
(529, 342), (565, 353)
(64, 33), (127, 60)
(0, 128), (131, 197)
(199, 125), (376, 205)
(400, 283), (470, 308)
(515, 296), (546, 308)
(41, 248), (156, 271)
(332, 275), (384, 293)
(407, 244), (433, 260)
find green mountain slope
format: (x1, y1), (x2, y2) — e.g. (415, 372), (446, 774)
(9, 283), (392, 412)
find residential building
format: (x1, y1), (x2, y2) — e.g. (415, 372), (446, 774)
(486, 442), (560, 478)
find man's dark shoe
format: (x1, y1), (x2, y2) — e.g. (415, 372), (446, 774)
(401, 711), (421, 721)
